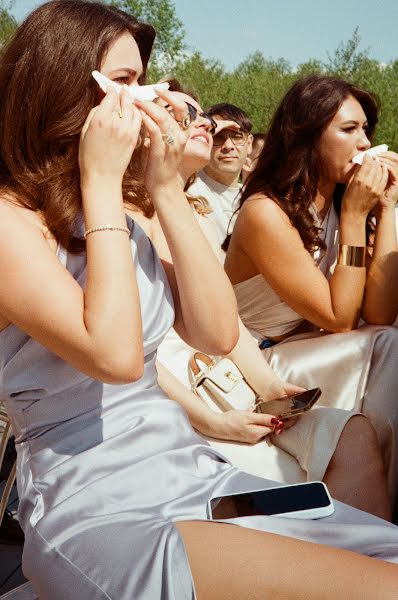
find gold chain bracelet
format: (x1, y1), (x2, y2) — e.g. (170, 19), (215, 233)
(337, 244), (366, 267)
(84, 225), (130, 239)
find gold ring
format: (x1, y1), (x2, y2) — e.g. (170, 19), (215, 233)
(177, 112), (192, 130)
(113, 106), (123, 119)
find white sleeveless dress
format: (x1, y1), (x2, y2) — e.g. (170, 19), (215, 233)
(2, 217), (398, 599)
(157, 325), (356, 485)
(234, 204), (398, 504)
(158, 208), (358, 485)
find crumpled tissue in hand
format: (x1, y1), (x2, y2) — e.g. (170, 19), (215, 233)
(92, 71), (169, 102)
(352, 144), (388, 165)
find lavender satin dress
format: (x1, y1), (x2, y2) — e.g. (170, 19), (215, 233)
(1, 218), (398, 600)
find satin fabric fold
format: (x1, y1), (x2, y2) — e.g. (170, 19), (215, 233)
(233, 202), (398, 505)
(2, 219), (398, 600)
(262, 325), (398, 503)
(157, 326), (354, 484)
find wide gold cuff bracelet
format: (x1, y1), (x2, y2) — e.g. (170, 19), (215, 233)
(337, 244), (366, 267)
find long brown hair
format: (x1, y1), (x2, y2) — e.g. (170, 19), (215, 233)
(0, 0), (156, 252)
(228, 75), (378, 253)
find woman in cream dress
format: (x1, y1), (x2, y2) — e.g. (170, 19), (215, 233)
(224, 75), (398, 505)
(133, 83), (391, 519)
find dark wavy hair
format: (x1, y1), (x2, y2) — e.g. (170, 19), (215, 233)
(225, 75), (378, 253)
(0, 0), (156, 252)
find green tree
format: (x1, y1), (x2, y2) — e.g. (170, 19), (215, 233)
(351, 58), (398, 151)
(111, 0), (186, 70)
(228, 53), (295, 131)
(325, 26), (369, 78)
(165, 52), (227, 108)
(0, 0), (16, 49)
(295, 58), (324, 78)
(104, 8), (398, 151)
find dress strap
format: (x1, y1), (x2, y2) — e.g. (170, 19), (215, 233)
(57, 245), (68, 267)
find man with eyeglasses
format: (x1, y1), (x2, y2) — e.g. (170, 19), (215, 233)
(188, 103), (253, 252)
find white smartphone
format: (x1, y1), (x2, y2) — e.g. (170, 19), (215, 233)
(207, 481), (334, 520)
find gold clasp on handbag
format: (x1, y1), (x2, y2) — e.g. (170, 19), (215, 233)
(224, 370), (239, 384)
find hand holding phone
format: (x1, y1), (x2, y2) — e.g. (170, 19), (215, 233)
(208, 481), (334, 520)
(255, 388), (321, 420)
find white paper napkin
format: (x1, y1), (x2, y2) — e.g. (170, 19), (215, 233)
(352, 144), (388, 165)
(92, 71), (169, 102)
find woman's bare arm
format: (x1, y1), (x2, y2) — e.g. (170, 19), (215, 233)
(156, 361), (279, 443)
(137, 91), (239, 355)
(227, 320), (289, 400)
(226, 157), (388, 333)
(0, 89), (144, 384)
(362, 152), (398, 324)
(227, 198), (366, 333)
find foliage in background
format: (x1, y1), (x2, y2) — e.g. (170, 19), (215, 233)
(148, 22), (398, 151)
(111, 0), (186, 70)
(0, 0), (16, 48)
(1, 0), (397, 150)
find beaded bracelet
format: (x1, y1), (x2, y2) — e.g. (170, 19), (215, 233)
(337, 244), (366, 267)
(84, 225), (130, 239)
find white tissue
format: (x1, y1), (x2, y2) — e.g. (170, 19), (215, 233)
(352, 144), (388, 165)
(92, 71), (169, 102)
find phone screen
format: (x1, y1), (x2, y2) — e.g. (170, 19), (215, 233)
(256, 388), (321, 418)
(210, 482), (331, 519)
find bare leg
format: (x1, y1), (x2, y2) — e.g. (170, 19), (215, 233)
(323, 415), (391, 520)
(176, 521), (398, 600)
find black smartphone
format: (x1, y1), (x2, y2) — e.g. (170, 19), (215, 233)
(208, 481), (334, 520)
(255, 387), (322, 420)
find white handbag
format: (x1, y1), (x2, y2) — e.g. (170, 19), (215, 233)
(188, 352), (258, 413)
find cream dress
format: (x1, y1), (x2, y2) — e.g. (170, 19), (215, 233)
(234, 204), (398, 502)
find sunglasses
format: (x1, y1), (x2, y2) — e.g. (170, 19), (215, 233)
(212, 130), (248, 147)
(165, 102), (217, 135)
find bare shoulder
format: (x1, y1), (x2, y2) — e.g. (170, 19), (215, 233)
(0, 197), (57, 251)
(236, 194), (293, 235)
(0, 198), (60, 286)
(0, 198), (59, 328)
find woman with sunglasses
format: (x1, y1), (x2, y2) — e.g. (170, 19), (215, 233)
(187, 102), (253, 250)
(1, 4), (398, 598)
(224, 75), (398, 504)
(137, 81), (390, 519)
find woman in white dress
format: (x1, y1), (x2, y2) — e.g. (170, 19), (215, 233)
(131, 81), (391, 519)
(223, 74), (398, 504)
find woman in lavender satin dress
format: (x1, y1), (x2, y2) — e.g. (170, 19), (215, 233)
(0, 3), (398, 599)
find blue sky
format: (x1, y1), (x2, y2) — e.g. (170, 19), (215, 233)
(10, 0), (398, 70)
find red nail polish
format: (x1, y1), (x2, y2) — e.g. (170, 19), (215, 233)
(271, 418), (279, 425)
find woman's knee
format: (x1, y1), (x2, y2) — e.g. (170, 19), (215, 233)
(343, 414), (376, 438)
(336, 415), (382, 461)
